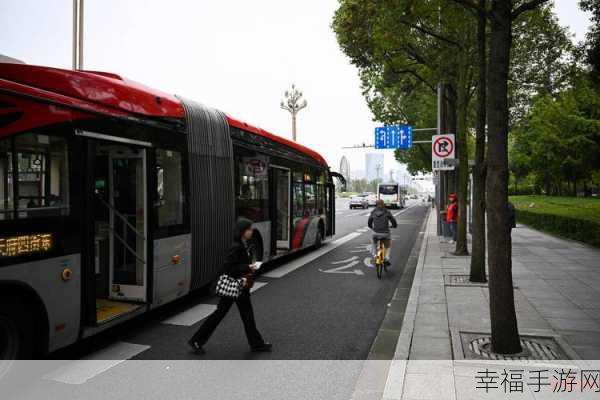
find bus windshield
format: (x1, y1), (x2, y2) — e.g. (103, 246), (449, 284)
(379, 185), (398, 195)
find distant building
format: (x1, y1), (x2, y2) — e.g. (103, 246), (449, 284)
(351, 170), (366, 180)
(365, 154), (384, 181)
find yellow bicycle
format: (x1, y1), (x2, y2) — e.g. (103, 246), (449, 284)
(374, 238), (387, 279)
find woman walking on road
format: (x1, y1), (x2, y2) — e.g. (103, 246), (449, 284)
(188, 218), (272, 354)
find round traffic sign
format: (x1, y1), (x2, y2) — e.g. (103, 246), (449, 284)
(433, 136), (454, 158)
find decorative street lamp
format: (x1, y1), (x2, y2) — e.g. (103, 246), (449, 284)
(280, 84), (307, 142)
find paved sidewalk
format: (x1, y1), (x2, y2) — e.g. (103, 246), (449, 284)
(381, 211), (600, 400)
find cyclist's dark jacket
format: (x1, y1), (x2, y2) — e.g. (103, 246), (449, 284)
(368, 207), (398, 233)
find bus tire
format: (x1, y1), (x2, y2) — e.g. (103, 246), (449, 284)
(314, 229), (323, 249)
(0, 296), (35, 361)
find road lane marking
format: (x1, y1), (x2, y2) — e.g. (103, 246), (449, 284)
(43, 342), (150, 384)
(262, 232), (361, 278)
(250, 281), (268, 293)
(393, 203), (418, 217)
(162, 303), (217, 326)
(331, 256), (359, 264)
(319, 260), (364, 275)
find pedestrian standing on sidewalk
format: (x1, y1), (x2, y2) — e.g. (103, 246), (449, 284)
(446, 193), (458, 244)
(188, 218), (272, 355)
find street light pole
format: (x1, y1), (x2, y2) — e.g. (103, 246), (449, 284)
(280, 84), (307, 141)
(72, 0), (84, 69)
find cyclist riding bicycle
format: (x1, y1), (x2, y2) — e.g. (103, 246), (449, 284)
(368, 199), (398, 266)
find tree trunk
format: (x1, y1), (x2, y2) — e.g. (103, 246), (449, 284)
(454, 55), (470, 256)
(486, 0), (521, 354)
(470, 0), (487, 282)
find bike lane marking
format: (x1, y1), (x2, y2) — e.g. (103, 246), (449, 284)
(262, 232), (362, 278)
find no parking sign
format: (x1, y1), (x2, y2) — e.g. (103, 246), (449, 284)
(432, 134), (455, 171)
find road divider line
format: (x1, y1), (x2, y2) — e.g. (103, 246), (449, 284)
(250, 281), (268, 293)
(262, 232), (362, 278)
(43, 342), (150, 384)
(162, 303), (217, 326)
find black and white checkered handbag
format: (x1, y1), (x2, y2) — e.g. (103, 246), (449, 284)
(215, 274), (243, 298)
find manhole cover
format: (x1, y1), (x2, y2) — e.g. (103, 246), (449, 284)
(444, 275), (517, 288)
(460, 332), (569, 361)
(444, 274), (488, 286)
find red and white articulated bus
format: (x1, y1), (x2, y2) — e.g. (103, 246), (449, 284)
(0, 63), (344, 359)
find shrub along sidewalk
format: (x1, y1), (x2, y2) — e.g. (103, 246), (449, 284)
(510, 195), (600, 247)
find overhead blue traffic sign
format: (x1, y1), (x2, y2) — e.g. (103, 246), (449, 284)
(374, 125), (413, 150)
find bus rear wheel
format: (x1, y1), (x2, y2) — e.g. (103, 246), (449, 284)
(0, 298), (35, 361)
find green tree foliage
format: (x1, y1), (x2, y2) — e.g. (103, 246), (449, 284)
(510, 5), (575, 124)
(580, 0), (600, 76)
(510, 73), (600, 195)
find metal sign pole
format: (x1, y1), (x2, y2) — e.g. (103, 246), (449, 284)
(436, 83), (443, 236)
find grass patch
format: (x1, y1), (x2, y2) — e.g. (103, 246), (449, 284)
(510, 195), (600, 247)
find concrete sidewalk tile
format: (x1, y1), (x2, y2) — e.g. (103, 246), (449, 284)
(406, 360), (453, 375)
(571, 345), (600, 359)
(561, 330), (600, 346)
(416, 303), (446, 314)
(535, 306), (592, 320)
(454, 375), (536, 400)
(410, 336), (452, 359)
(546, 317), (600, 332)
(413, 324), (451, 339)
(403, 372), (456, 400)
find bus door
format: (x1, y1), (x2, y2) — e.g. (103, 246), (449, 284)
(106, 147), (148, 302)
(270, 166), (291, 250)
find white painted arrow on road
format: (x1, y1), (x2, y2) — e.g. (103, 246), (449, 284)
(319, 257), (364, 275)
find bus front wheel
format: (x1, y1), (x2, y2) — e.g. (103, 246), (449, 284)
(0, 297), (35, 361)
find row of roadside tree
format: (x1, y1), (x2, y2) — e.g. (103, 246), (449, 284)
(332, 0), (599, 355)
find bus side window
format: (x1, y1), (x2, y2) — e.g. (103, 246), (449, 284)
(155, 149), (184, 227)
(0, 139), (13, 220)
(293, 183), (304, 218)
(0, 133), (70, 219)
(304, 183), (316, 216)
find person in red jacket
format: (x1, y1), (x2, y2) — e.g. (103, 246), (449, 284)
(446, 193), (458, 244)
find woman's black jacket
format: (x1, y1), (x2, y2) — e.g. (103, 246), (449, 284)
(220, 241), (252, 279)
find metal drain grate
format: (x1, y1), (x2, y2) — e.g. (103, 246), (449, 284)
(460, 332), (569, 361)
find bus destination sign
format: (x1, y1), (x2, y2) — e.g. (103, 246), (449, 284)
(0, 233), (53, 258)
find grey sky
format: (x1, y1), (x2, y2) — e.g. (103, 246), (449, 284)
(0, 0), (591, 177)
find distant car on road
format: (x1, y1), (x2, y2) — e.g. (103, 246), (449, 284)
(361, 192), (377, 207)
(349, 195), (369, 209)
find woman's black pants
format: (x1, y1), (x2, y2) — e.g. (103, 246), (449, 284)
(190, 289), (264, 348)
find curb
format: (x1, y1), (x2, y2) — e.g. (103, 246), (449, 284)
(350, 208), (431, 400)
(367, 207), (430, 359)
(380, 210), (433, 399)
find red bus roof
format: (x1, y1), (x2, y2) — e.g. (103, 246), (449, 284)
(0, 63), (327, 167)
(225, 115), (327, 167)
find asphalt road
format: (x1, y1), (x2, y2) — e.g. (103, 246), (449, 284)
(3, 199), (430, 399)
(49, 198), (429, 359)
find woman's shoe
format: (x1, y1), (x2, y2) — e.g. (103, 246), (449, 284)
(188, 340), (206, 355)
(251, 342), (273, 352)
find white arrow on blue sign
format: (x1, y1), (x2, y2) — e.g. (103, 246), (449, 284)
(374, 125), (413, 150)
